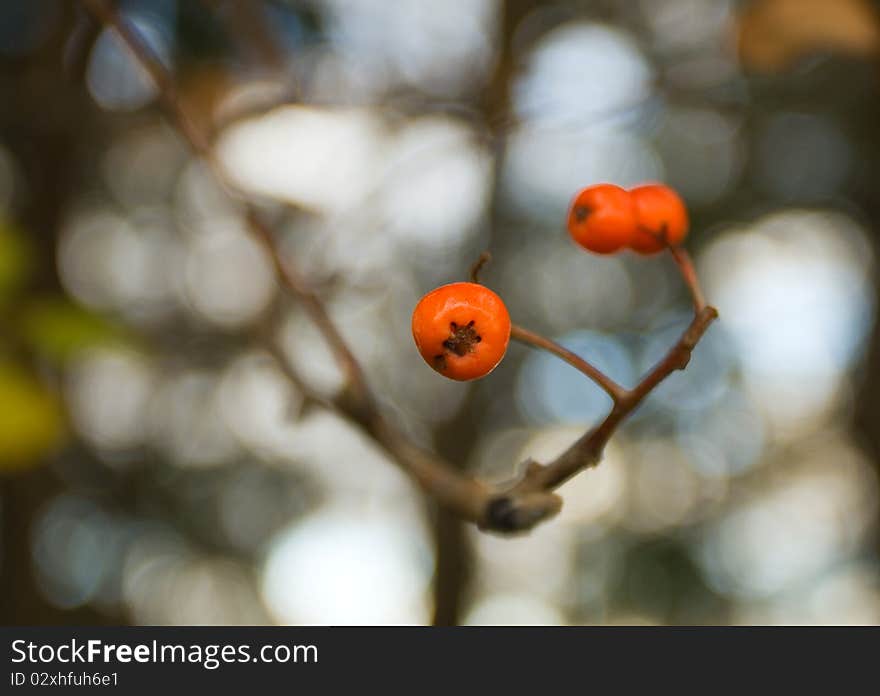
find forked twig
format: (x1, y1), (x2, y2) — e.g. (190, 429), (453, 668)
(479, 244), (717, 530)
(79, 0), (718, 533)
(486, 302), (717, 531)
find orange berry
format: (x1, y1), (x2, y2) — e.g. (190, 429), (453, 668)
(629, 184), (689, 254)
(566, 184), (637, 254)
(411, 282), (511, 381)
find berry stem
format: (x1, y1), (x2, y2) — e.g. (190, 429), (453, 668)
(469, 251), (492, 284)
(510, 324), (628, 402)
(669, 246), (706, 312)
(469, 251), (628, 402)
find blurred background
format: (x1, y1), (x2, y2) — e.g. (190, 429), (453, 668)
(2, 0), (880, 626)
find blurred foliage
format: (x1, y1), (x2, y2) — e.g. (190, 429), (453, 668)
(0, 359), (65, 471)
(18, 298), (128, 364)
(738, 0), (880, 72)
(0, 219), (32, 305)
(0, 214), (125, 471)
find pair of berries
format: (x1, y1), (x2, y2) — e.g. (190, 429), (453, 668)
(412, 183), (688, 381)
(567, 183), (688, 255)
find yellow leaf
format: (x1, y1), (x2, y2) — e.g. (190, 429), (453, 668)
(0, 361), (66, 472)
(0, 219), (32, 304)
(738, 0), (880, 72)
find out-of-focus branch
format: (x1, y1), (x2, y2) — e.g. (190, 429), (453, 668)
(79, 0), (366, 402)
(79, 0), (211, 155)
(241, 208), (371, 409)
(79, 0), (493, 524)
(79, 0), (718, 535)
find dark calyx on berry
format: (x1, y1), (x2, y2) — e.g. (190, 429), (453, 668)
(433, 320), (482, 369)
(573, 205), (591, 222)
(637, 221), (669, 243)
(444, 320), (482, 356)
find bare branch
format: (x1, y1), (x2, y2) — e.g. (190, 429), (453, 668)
(510, 324), (628, 402)
(469, 251), (492, 283)
(80, 1), (365, 398)
(80, 0), (496, 525)
(470, 250), (627, 402)
(241, 209), (371, 408)
(670, 246), (707, 312)
(485, 274), (718, 532)
(79, 0), (719, 535)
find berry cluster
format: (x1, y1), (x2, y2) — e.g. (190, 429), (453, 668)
(412, 183), (689, 381)
(567, 183), (688, 255)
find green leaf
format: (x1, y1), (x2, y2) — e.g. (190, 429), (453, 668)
(0, 360), (66, 471)
(18, 298), (129, 363)
(0, 219), (32, 304)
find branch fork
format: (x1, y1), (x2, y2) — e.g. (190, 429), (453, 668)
(79, 0), (718, 535)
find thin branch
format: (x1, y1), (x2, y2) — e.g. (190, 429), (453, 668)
(79, 0), (719, 535)
(470, 251), (627, 402)
(254, 300), (337, 415)
(485, 304), (718, 532)
(510, 324), (628, 402)
(242, 209), (371, 408)
(80, 0), (367, 401)
(482, 246), (719, 530)
(80, 0), (491, 523)
(80, 0), (211, 156)
(669, 246), (706, 312)
(469, 251), (492, 283)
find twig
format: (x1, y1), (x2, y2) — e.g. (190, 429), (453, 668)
(80, 0), (367, 401)
(474, 248), (718, 531)
(79, 0), (489, 522)
(469, 251), (492, 283)
(485, 304), (718, 532)
(669, 246), (706, 312)
(471, 251), (627, 401)
(510, 324), (628, 402)
(79, 0), (718, 534)
(242, 209), (371, 408)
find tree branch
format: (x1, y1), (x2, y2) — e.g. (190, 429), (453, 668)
(510, 324), (628, 402)
(670, 246), (706, 312)
(485, 303), (718, 532)
(79, 0), (490, 522)
(80, 0), (368, 402)
(78, 0), (718, 535)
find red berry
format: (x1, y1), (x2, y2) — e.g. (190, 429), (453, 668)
(411, 282), (511, 381)
(629, 184), (689, 254)
(566, 184), (637, 254)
